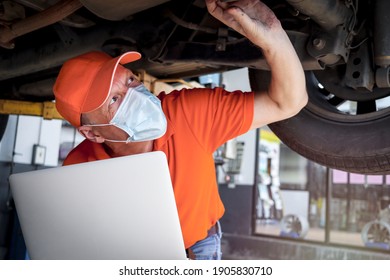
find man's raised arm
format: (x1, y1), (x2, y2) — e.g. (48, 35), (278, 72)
(206, 0), (308, 129)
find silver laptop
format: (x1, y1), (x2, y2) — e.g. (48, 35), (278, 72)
(9, 151), (186, 260)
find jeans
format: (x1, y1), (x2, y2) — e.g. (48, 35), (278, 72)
(186, 221), (222, 260)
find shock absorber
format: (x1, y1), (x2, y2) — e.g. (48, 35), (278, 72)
(374, 0), (390, 87)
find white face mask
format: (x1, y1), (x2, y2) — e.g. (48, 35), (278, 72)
(88, 84), (167, 143)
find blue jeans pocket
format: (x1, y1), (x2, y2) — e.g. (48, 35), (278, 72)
(188, 223), (222, 260)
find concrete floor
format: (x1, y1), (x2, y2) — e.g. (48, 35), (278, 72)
(255, 222), (364, 247)
(220, 220), (390, 260)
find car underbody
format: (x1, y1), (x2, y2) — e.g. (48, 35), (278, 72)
(1, 0), (390, 174)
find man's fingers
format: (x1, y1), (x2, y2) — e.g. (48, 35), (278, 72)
(206, 0), (275, 43)
(206, 0), (236, 28)
(205, 0), (218, 13)
(226, 6), (259, 37)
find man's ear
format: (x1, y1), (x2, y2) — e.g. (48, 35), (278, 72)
(78, 126), (105, 143)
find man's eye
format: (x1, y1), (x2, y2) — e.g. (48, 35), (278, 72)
(127, 76), (140, 87)
(109, 96), (119, 105)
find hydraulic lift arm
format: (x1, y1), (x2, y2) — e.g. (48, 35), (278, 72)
(0, 99), (63, 120)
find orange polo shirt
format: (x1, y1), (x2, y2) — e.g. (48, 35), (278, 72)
(63, 87), (254, 248)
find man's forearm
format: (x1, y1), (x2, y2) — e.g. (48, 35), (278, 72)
(263, 29), (307, 117)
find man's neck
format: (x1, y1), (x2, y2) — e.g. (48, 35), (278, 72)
(103, 140), (154, 157)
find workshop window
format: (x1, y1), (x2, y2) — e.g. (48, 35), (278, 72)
(254, 129), (390, 252)
(330, 171), (390, 249)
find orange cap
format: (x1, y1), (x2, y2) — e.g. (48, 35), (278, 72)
(53, 51), (142, 127)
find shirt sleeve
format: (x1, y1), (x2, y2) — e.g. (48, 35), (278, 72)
(164, 87), (254, 153)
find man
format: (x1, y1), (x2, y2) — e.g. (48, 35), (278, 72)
(53, 0), (307, 260)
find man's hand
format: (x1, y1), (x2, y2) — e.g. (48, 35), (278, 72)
(205, 0), (282, 52)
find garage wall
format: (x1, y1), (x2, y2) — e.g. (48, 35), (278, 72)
(0, 115), (62, 166)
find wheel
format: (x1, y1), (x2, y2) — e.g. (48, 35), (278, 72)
(361, 220), (390, 246)
(249, 68), (390, 175)
(280, 214), (309, 238)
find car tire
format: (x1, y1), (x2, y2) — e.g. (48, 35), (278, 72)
(249, 69), (390, 175)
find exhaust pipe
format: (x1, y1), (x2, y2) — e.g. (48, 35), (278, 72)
(0, 0), (83, 49)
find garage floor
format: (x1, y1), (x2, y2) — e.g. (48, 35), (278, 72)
(255, 222), (364, 247)
(220, 217), (390, 260)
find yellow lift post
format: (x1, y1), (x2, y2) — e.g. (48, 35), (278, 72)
(0, 99), (63, 120)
